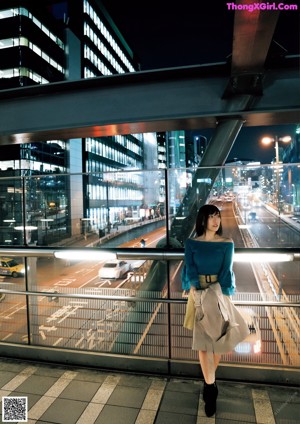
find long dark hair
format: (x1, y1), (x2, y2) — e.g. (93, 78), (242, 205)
(195, 204), (222, 236)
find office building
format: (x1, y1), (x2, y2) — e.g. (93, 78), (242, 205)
(0, 0), (155, 244)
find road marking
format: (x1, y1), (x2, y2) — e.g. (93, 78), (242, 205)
(0, 303), (26, 320)
(70, 300), (88, 304)
(95, 279), (112, 288)
(79, 275), (101, 288)
(54, 277), (76, 287)
(39, 289), (59, 302)
(2, 333), (13, 341)
(133, 302), (162, 354)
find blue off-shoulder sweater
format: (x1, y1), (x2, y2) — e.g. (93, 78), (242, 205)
(182, 239), (236, 296)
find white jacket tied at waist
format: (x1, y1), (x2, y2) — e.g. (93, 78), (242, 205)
(184, 283), (250, 353)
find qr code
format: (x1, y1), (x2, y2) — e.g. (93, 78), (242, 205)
(2, 396), (28, 422)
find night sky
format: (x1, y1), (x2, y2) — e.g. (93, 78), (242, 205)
(101, 0), (299, 164)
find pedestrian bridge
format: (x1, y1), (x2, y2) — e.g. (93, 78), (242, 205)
(0, 180), (299, 385)
(0, 4), (299, 388)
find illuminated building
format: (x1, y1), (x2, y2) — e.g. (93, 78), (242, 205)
(0, 0), (153, 244)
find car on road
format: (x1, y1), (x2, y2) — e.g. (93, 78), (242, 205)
(98, 260), (131, 280)
(130, 260), (146, 270)
(0, 257), (25, 278)
(248, 211), (258, 222)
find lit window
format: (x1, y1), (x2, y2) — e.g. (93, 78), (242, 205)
(32, 44), (41, 56)
(0, 8), (18, 19)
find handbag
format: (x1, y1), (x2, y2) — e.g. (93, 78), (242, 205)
(183, 291), (195, 330)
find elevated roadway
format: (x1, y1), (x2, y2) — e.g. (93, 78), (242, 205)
(0, 60), (299, 145)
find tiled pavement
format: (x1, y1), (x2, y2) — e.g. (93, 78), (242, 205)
(0, 357), (299, 424)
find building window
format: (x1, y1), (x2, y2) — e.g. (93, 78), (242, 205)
(0, 7), (65, 50)
(83, 2), (135, 73)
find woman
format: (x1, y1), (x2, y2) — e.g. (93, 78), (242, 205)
(182, 204), (249, 417)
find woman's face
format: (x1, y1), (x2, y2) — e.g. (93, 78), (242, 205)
(206, 212), (221, 233)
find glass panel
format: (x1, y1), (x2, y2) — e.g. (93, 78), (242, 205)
(0, 165), (299, 247)
(83, 170), (166, 248)
(168, 164), (300, 248)
(0, 293), (28, 343)
(0, 175), (25, 245)
(171, 293), (300, 366)
(24, 173), (69, 247)
(1, 284), (298, 367)
(27, 289), (169, 357)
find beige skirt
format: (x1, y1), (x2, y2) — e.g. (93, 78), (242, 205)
(184, 284), (250, 354)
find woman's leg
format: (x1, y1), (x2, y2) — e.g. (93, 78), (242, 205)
(199, 351), (221, 417)
(198, 351), (221, 383)
(214, 353), (221, 370)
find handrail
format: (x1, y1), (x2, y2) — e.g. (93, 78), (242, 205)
(0, 288), (299, 307)
(0, 246), (300, 261)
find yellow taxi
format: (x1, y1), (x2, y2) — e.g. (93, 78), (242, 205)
(0, 258), (25, 278)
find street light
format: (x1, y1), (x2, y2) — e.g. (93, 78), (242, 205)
(261, 135), (291, 163)
(261, 135), (291, 212)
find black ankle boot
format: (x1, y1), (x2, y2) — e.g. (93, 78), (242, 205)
(202, 381), (209, 402)
(203, 381), (218, 401)
(203, 382), (218, 417)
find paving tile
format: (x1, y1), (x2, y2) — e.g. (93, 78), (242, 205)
(252, 389), (276, 424)
(135, 409), (157, 424)
(215, 420), (257, 424)
(10, 391), (41, 411)
(155, 410), (197, 424)
(118, 373), (153, 389)
(166, 378), (201, 394)
(218, 381), (254, 399)
(59, 379), (100, 401)
(0, 371), (20, 388)
(159, 390), (199, 416)
(272, 400), (300, 424)
(216, 396), (256, 423)
(267, 386), (299, 403)
(38, 397), (88, 424)
(14, 374), (59, 396)
(55, 366), (111, 384)
(107, 385), (147, 408)
(72, 369), (108, 384)
(34, 364), (68, 379)
(0, 360), (28, 373)
(95, 404), (139, 424)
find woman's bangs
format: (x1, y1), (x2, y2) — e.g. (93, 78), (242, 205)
(205, 205), (220, 216)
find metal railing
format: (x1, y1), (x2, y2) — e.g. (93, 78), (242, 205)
(0, 247), (299, 384)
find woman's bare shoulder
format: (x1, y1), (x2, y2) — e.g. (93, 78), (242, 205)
(218, 236), (233, 243)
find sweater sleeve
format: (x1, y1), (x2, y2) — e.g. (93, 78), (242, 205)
(218, 242), (236, 296)
(183, 239), (201, 290)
